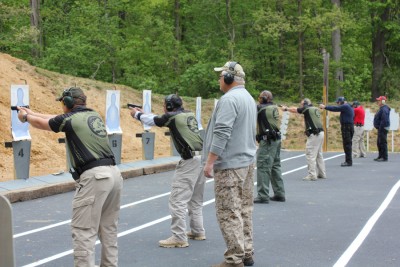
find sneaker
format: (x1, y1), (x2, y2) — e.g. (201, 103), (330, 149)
(212, 261), (244, 267)
(340, 162), (352, 167)
(376, 158), (388, 162)
(253, 197), (269, 204)
(243, 252), (254, 266)
(186, 231), (206, 240)
(317, 175), (327, 179)
(270, 195), (286, 202)
(159, 236), (189, 248)
(303, 175), (317, 181)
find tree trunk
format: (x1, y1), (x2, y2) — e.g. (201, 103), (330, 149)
(173, 0), (181, 77)
(371, 3), (389, 100)
(225, 0), (235, 59)
(331, 0), (343, 98)
(298, 0), (304, 99)
(277, 0), (285, 80)
(30, 0), (41, 58)
(174, 0), (181, 41)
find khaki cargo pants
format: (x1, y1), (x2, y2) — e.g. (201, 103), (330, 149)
(169, 155), (206, 241)
(71, 165), (123, 267)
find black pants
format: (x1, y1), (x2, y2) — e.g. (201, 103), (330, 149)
(377, 129), (388, 160)
(341, 123), (354, 164)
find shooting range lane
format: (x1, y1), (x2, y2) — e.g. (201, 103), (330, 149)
(8, 151), (400, 267)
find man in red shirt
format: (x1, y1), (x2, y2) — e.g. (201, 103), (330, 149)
(352, 101), (366, 158)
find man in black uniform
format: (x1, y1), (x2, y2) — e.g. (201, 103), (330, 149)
(320, 97), (354, 167)
(17, 87), (123, 267)
(374, 96), (391, 161)
(130, 94), (205, 248)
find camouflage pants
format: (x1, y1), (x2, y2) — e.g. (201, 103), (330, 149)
(214, 164), (254, 264)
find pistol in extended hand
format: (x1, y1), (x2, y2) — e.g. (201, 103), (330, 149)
(11, 105), (29, 111)
(127, 103), (142, 109)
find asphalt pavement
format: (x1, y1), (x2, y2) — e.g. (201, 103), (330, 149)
(5, 151), (400, 267)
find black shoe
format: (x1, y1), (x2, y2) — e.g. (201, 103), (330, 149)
(243, 255), (254, 266)
(341, 162), (352, 167)
(376, 158), (388, 162)
(374, 157), (381, 161)
(270, 195), (286, 202)
(253, 197), (269, 204)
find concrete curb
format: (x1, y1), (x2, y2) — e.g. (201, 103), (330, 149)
(1, 161), (178, 203)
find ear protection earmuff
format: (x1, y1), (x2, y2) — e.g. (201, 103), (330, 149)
(165, 94), (175, 112)
(165, 94), (183, 111)
(261, 96), (268, 104)
(62, 89), (75, 109)
(223, 61), (238, 85)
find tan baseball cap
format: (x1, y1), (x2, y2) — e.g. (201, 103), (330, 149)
(214, 61), (245, 78)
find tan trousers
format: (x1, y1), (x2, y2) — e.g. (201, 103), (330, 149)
(214, 164), (254, 265)
(71, 165), (123, 267)
(352, 126), (366, 157)
(169, 155), (206, 241)
(305, 132), (326, 178)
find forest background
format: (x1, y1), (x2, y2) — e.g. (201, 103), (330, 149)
(1, 0), (400, 100)
(0, 0), (399, 181)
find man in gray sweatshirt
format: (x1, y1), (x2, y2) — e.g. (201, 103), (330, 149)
(203, 61), (257, 267)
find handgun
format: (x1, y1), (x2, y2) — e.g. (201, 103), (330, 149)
(11, 105), (29, 111)
(127, 103), (142, 109)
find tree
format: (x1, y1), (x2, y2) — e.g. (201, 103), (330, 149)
(331, 0), (343, 97)
(30, 0), (41, 58)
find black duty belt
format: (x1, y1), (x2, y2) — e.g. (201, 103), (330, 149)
(75, 158), (116, 177)
(306, 128), (323, 137)
(182, 151), (201, 160)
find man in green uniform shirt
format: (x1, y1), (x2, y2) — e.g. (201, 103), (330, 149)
(130, 94), (205, 248)
(18, 87), (123, 267)
(283, 98), (326, 180)
(254, 91), (285, 203)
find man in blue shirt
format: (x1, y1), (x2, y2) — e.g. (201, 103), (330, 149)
(373, 96), (390, 162)
(320, 97), (354, 167)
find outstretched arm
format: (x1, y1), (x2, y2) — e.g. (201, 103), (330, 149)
(17, 107), (52, 131)
(281, 105), (298, 114)
(129, 107), (157, 126)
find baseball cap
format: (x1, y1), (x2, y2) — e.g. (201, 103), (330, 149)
(336, 96), (346, 103)
(376, 96), (386, 101)
(214, 61), (245, 78)
(56, 87), (86, 101)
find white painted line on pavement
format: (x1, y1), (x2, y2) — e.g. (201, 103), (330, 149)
(281, 153), (343, 176)
(13, 220), (71, 238)
(333, 179), (400, 267)
(14, 192), (172, 239)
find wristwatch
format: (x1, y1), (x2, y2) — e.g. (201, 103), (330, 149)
(22, 113), (28, 123)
